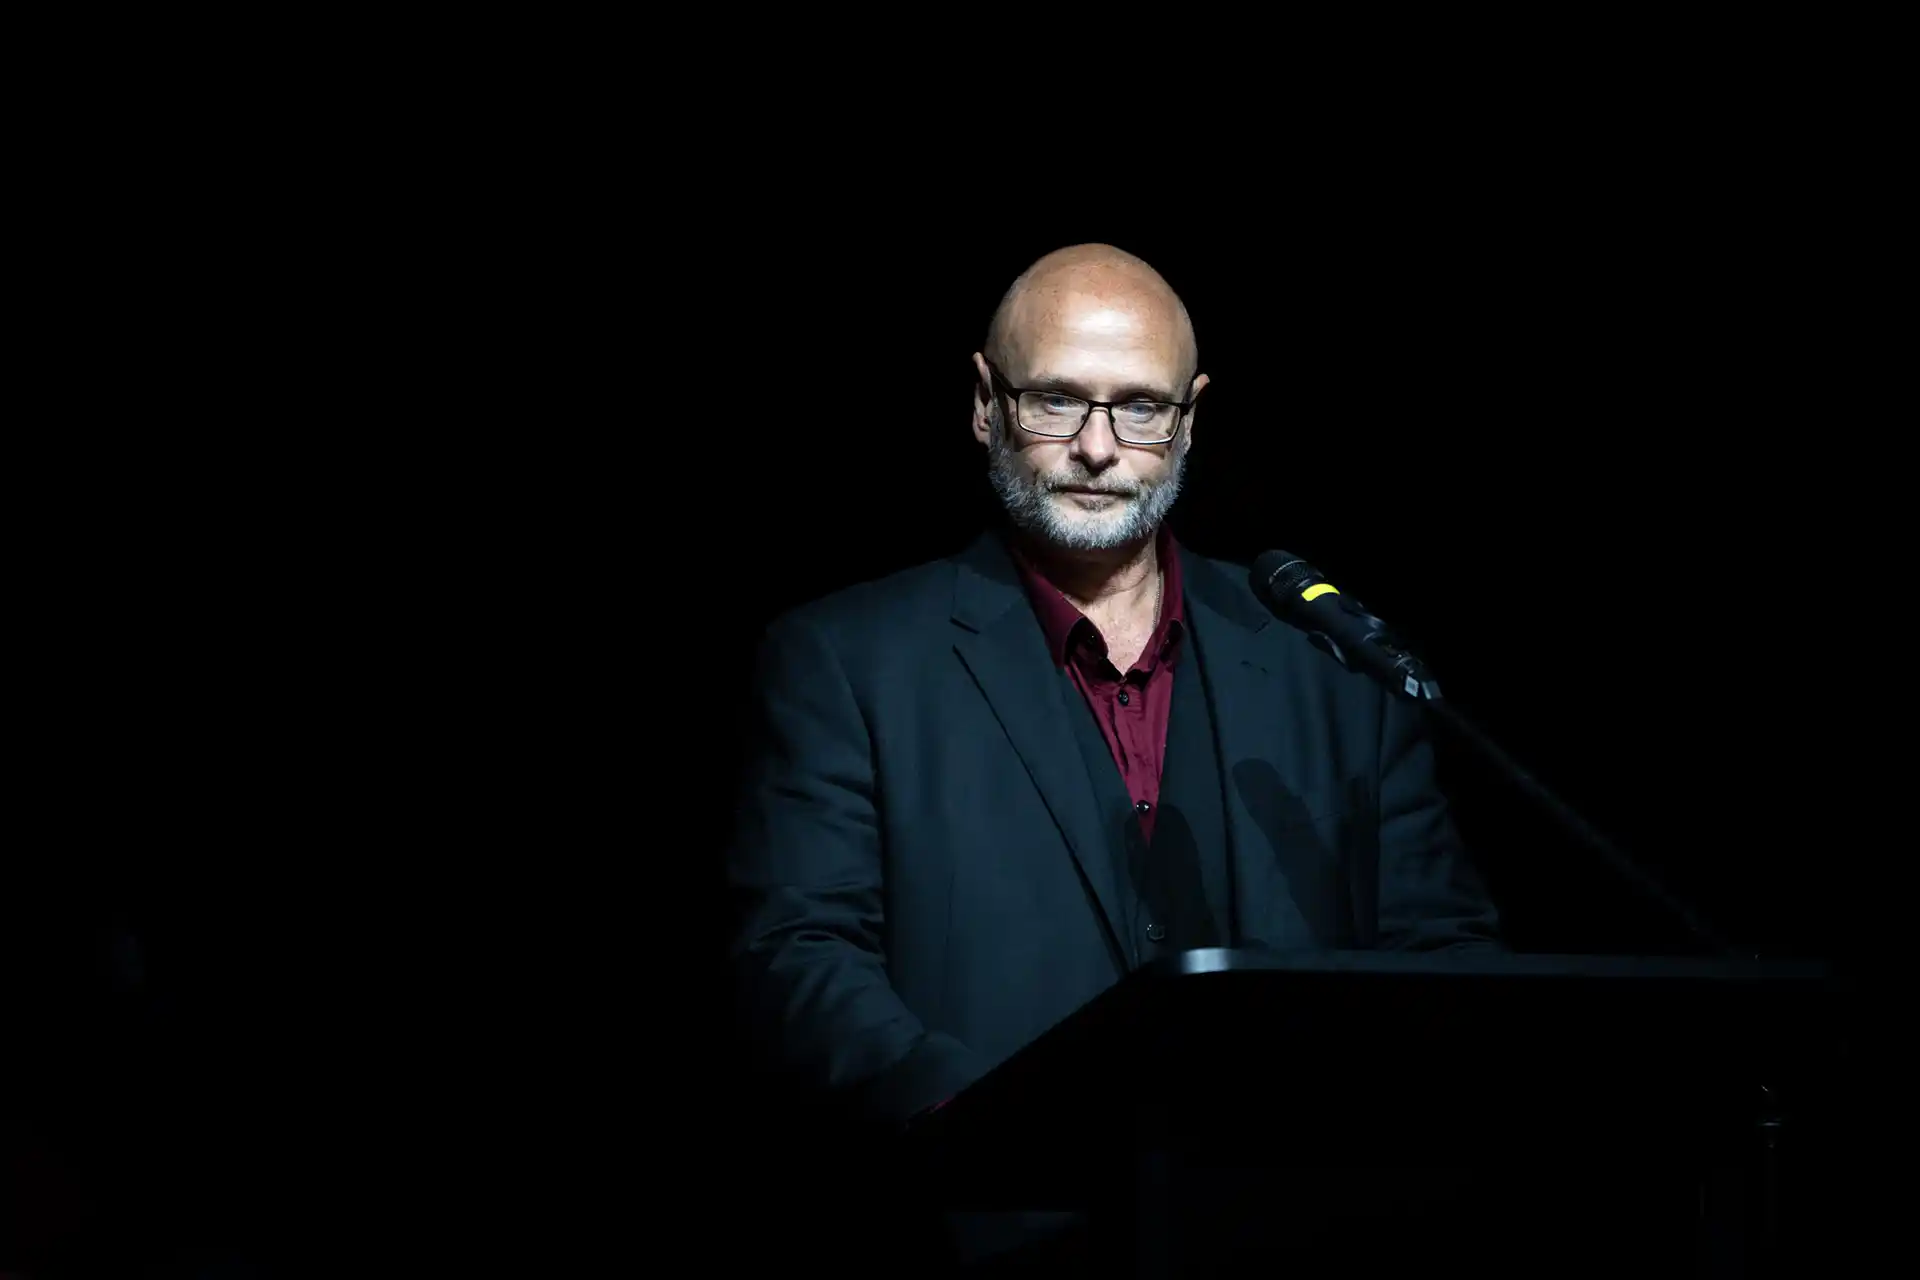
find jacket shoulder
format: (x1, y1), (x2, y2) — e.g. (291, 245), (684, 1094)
(759, 552), (960, 658)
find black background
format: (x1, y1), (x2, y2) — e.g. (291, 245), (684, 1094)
(4, 112), (1875, 1273)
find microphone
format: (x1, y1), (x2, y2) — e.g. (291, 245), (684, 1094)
(1249, 550), (1442, 701)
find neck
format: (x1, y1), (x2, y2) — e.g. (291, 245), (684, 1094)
(1015, 528), (1162, 612)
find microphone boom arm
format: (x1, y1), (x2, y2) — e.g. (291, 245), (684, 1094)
(1414, 692), (1743, 958)
(1252, 549), (1743, 958)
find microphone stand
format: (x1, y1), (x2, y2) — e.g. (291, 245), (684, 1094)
(1394, 675), (1785, 1273)
(1415, 692), (1742, 958)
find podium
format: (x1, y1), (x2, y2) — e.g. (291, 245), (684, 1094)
(905, 948), (1851, 1278)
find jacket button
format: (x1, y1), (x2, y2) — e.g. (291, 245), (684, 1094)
(1146, 923), (1166, 942)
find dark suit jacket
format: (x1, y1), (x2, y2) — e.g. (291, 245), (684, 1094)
(727, 532), (1500, 1131)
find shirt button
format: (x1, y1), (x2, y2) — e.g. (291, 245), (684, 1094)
(1146, 923), (1166, 942)
(1116, 689), (1131, 706)
(1135, 800), (1151, 814)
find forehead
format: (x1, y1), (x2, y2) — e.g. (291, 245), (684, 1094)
(1013, 294), (1186, 389)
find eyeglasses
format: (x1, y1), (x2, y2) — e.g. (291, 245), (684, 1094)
(986, 359), (1197, 446)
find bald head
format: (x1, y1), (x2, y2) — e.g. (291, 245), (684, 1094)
(984, 244), (1198, 387)
(972, 245), (1208, 555)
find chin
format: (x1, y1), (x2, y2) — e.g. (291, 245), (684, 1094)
(1050, 504), (1125, 531)
(1041, 512), (1142, 552)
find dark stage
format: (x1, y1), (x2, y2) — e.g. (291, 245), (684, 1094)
(4, 173), (1870, 1276)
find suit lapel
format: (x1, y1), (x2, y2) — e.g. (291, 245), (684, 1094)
(1178, 550), (1288, 947)
(1159, 640), (1230, 944)
(950, 536), (1129, 958)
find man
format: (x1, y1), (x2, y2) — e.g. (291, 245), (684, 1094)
(726, 243), (1501, 1262)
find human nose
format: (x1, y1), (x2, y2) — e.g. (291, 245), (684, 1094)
(1070, 406), (1120, 471)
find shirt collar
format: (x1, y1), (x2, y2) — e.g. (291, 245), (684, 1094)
(1009, 523), (1188, 671)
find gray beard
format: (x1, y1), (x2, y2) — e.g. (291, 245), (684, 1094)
(985, 407), (1188, 552)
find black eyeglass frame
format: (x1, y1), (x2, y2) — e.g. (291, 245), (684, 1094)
(985, 358), (1200, 445)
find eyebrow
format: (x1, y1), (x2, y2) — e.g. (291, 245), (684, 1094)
(1024, 372), (1182, 403)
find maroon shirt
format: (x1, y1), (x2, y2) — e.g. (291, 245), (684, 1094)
(1010, 526), (1187, 841)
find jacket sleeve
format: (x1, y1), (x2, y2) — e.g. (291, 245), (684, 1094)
(1374, 689), (1505, 951)
(727, 612), (986, 1128)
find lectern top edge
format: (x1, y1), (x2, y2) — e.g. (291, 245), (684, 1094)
(1151, 946), (1839, 985)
